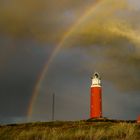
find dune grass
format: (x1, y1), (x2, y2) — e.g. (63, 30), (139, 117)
(0, 121), (139, 140)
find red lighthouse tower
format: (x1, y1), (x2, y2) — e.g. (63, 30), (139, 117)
(90, 72), (102, 118)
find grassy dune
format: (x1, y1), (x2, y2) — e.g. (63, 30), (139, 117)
(0, 120), (140, 140)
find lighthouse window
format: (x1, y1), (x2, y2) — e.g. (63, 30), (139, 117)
(95, 73), (98, 78)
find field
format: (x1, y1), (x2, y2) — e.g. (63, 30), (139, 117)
(0, 119), (140, 140)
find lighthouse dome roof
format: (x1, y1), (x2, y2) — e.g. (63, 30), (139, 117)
(92, 72), (101, 79)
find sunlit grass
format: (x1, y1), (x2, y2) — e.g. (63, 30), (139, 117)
(0, 121), (139, 140)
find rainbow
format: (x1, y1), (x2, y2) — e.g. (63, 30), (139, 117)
(27, 0), (104, 120)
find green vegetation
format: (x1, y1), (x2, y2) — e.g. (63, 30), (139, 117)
(0, 120), (140, 140)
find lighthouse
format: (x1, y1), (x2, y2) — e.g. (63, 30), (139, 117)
(90, 72), (102, 118)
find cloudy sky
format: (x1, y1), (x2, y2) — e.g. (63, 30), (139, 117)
(0, 0), (140, 124)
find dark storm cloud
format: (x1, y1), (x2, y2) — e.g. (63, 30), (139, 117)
(30, 48), (91, 121)
(0, 0), (98, 124)
(0, 0), (96, 42)
(0, 39), (52, 120)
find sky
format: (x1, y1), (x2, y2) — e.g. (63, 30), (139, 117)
(0, 0), (140, 124)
